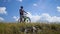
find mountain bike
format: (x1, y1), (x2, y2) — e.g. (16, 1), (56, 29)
(18, 13), (31, 23)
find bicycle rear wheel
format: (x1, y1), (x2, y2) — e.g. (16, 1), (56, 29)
(18, 18), (24, 23)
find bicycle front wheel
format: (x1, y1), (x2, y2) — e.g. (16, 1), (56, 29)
(24, 17), (31, 23)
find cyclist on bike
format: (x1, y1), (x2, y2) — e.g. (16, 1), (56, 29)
(19, 6), (27, 23)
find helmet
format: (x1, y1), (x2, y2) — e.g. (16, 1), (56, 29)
(21, 6), (23, 8)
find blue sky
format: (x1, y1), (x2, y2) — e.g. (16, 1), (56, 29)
(0, 0), (60, 23)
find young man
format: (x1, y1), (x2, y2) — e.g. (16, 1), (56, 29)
(19, 6), (27, 23)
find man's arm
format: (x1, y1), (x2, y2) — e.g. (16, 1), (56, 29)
(24, 10), (28, 14)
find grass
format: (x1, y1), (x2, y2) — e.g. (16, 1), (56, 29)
(0, 22), (60, 34)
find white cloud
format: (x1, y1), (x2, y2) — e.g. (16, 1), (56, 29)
(31, 15), (40, 22)
(13, 16), (19, 21)
(33, 3), (38, 7)
(0, 7), (7, 14)
(51, 16), (60, 22)
(13, 12), (40, 22)
(27, 12), (60, 23)
(26, 12), (40, 22)
(0, 17), (4, 22)
(57, 6), (60, 12)
(13, 12), (60, 23)
(18, 0), (22, 2)
(40, 13), (60, 23)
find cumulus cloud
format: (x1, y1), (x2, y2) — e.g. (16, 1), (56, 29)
(40, 13), (54, 22)
(13, 16), (19, 21)
(0, 7), (7, 14)
(17, 0), (22, 2)
(26, 12), (40, 22)
(39, 13), (60, 23)
(26, 12), (60, 23)
(51, 16), (60, 22)
(57, 6), (60, 12)
(33, 3), (38, 7)
(13, 12), (60, 23)
(0, 17), (4, 22)
(13, 12), (40, 22)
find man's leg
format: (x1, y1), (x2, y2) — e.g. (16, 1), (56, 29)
(20, 15), (24, 23)
(22, 15), (25, 23)
(20, 15), (22, 23)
